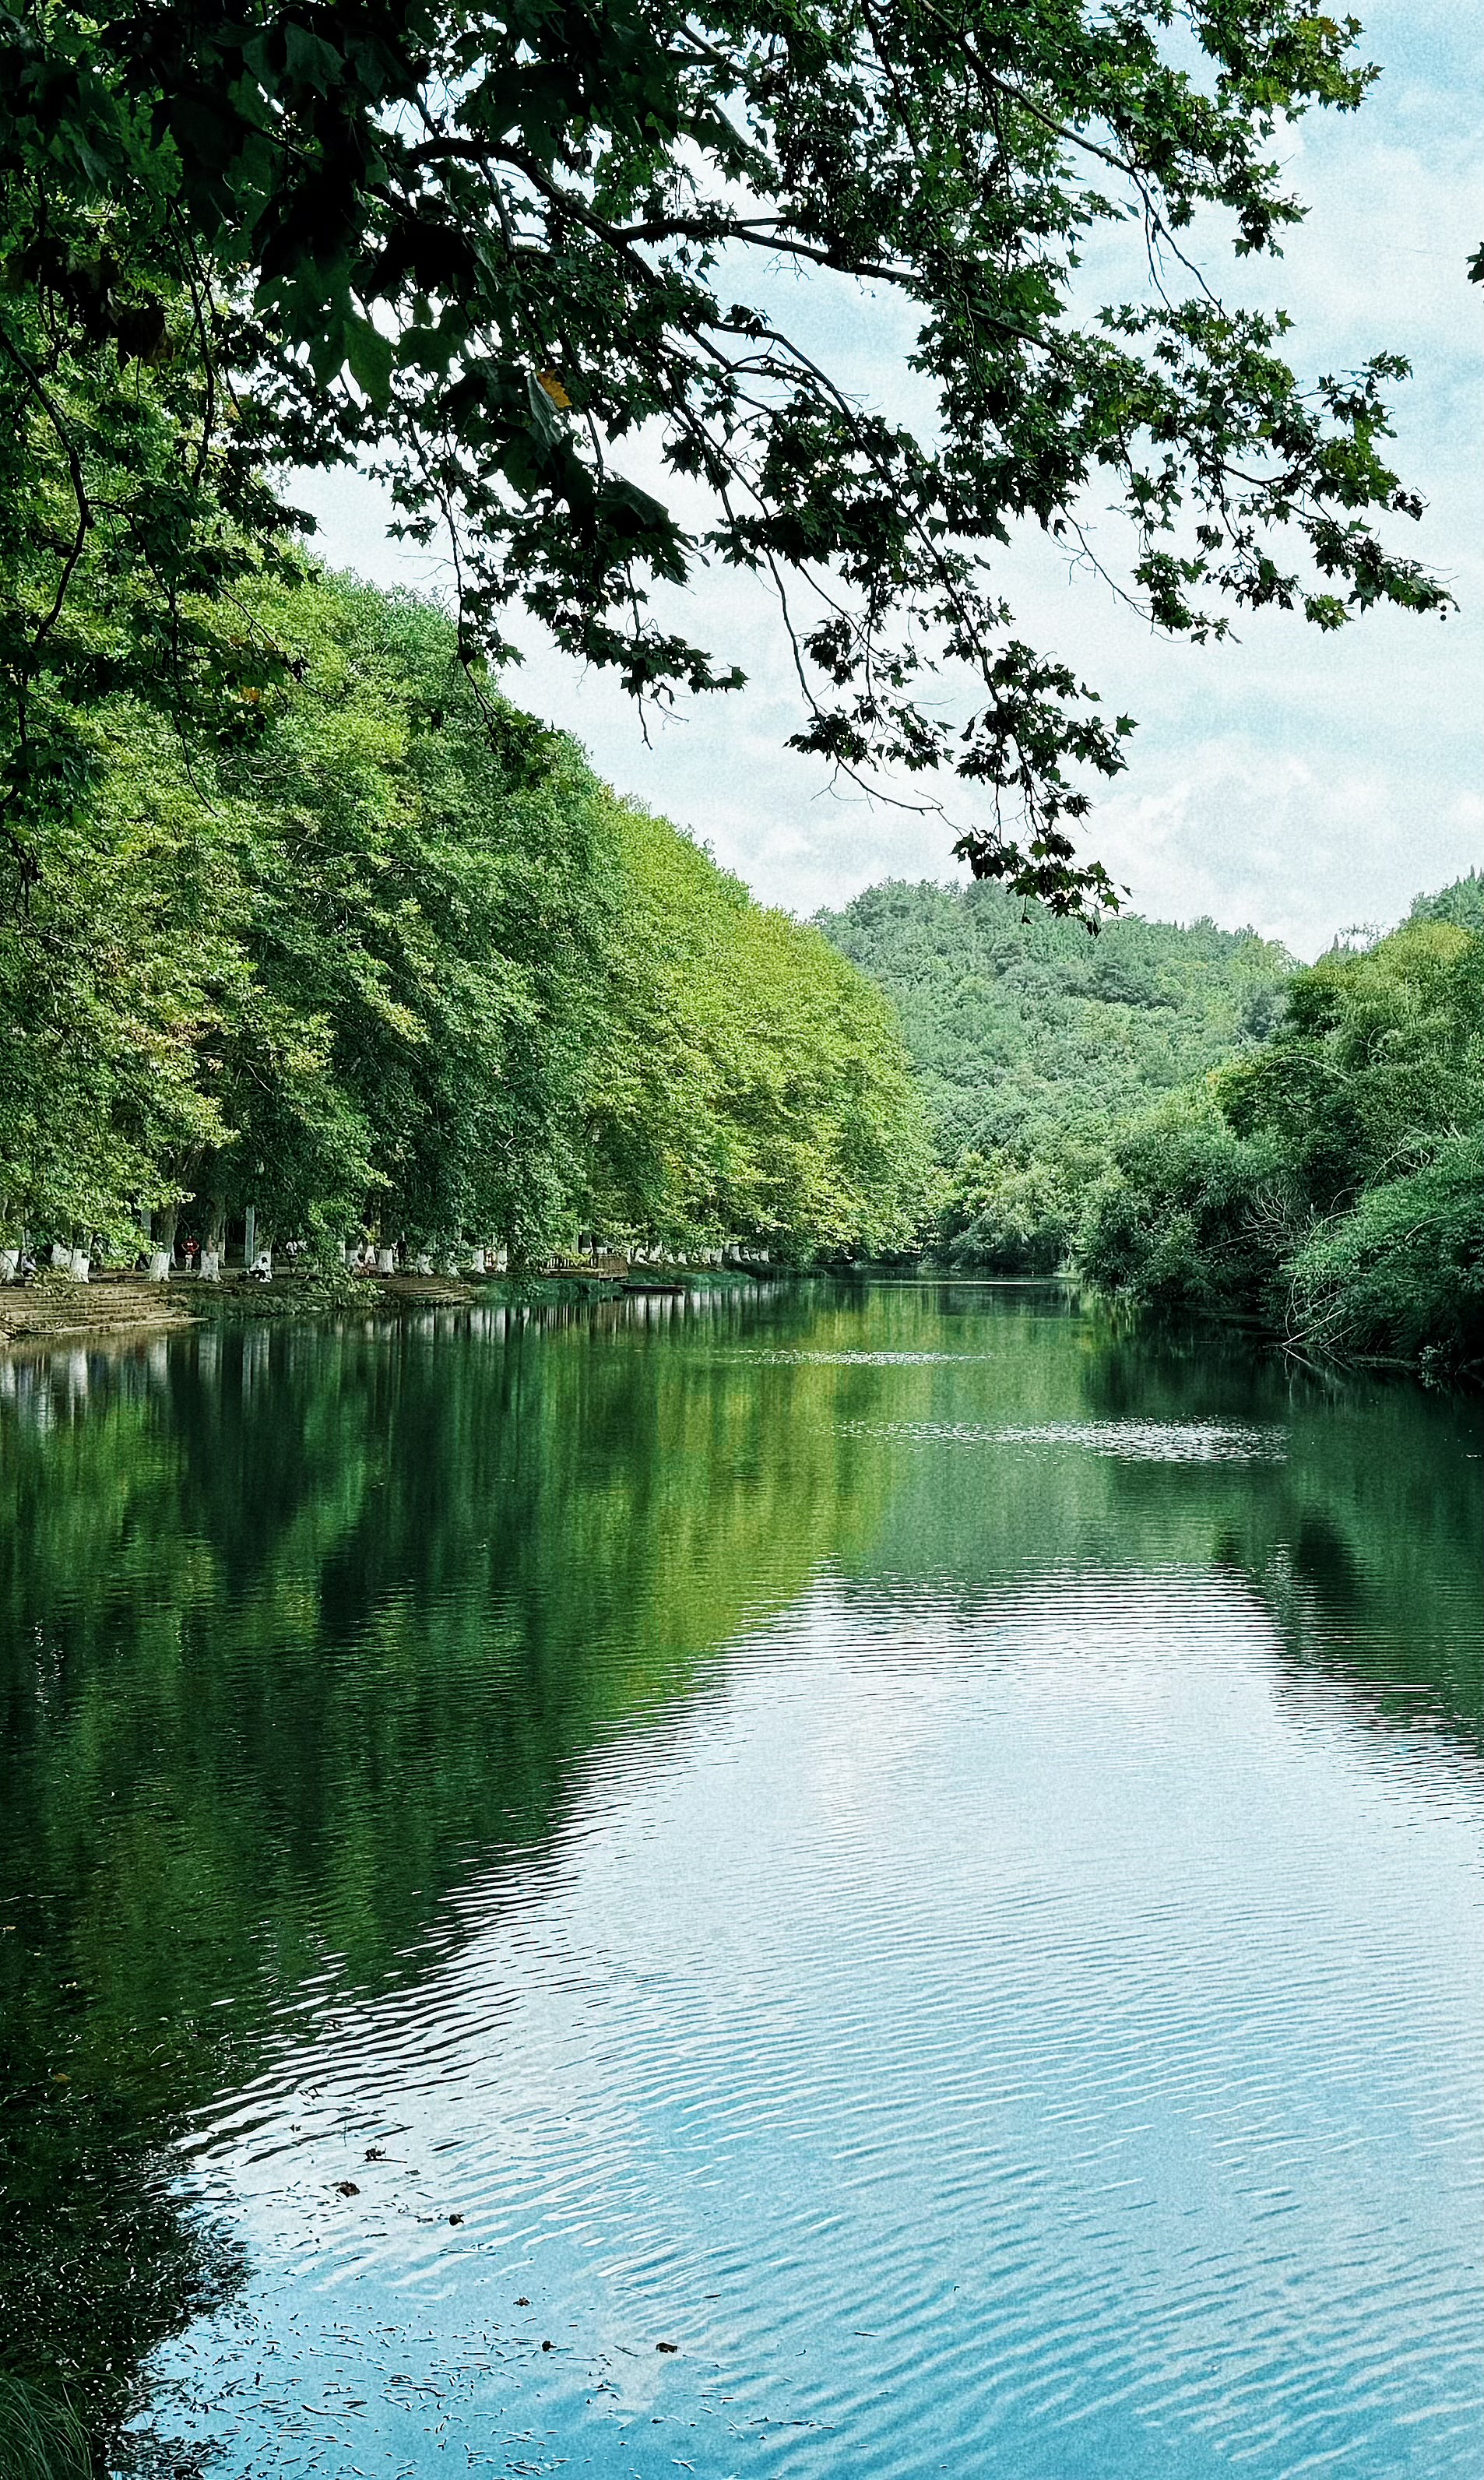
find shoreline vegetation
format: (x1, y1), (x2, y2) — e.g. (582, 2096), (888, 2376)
(0, 571), (932, 1314)
(3, 565), (1479, 1385)
(0, 1261), (1087, 1357)
(819, 875), (1484, 1385)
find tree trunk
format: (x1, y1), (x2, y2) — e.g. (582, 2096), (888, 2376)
(199, 1202), (225, 1280)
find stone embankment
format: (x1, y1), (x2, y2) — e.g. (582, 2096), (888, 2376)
(0, 1261), (773, 1351)
(0, 1272), (203, 1349)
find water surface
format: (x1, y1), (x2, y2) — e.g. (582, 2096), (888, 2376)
(1, 1284), (1480, 2478)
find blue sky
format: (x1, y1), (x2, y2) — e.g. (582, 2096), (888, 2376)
(300, 2), (1482, 955)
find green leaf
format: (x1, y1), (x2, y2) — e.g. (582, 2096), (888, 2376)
(346, 316), (396, 408)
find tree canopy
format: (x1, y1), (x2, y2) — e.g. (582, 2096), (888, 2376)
(0, 0), (1451, 916)
(0, 568), (932, 1261)
(1079, 896), (1484, 1373)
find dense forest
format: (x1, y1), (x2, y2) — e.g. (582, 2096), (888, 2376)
(0, 573), (930, 1272)
(818, 879), (1294, 1274)
(1081, 888), (1484, 1376)
(821, 874), (1484, 1376)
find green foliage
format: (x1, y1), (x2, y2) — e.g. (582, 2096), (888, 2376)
(0, 570), (930, 1262)
(1081, 896), (1484, 1372)
(927, 1149), (1078, 1278)
(818, 876), (1292, 1269)
(591, 811), (934, 1258)
(1078, 1093), (1295, 1317)
(826, 868), (1484, 1372)
(1408, 869), (1484, 935)
(0, 1), (1449, 914)
(0, 2375), (90, 2480)
(1288, 1138), (1484, 1370)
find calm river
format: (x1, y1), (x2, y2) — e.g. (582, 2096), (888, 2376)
(2, 1282), (1481, 2479)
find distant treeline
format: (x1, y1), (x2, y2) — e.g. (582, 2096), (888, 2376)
(0, 574), (931, 1268)
(821, 873), (1484, 1376)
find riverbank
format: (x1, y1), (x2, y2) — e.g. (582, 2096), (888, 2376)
(0, 1263), (778, 1353)
(0, 1273), (202, 1349)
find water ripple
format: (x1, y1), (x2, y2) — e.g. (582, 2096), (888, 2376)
(157, 1575), (1482, 2480)
(841, 1418), (1289, 1461)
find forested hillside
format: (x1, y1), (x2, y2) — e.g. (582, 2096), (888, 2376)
(818, 880), (1293, 1271)
(818, 869), (1484, 1375)
(0, 574), (930, 1270)
(1081, 888), (1484, 1374)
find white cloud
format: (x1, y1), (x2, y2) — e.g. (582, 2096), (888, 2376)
(1093, 750), (1484, 957)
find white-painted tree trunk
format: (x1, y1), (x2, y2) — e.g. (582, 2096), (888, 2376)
(69, 1249), (90, 1282)
(413, 1250), (432, 1275)
(469, 1246), (486, 1274)
(49, 1242), (69, 1271)
(199, 1249), (222, 1281)
(376, 1246), (396, 1275)
(148, 1250), (172, 1282)
(0, 1249), (17, 1282)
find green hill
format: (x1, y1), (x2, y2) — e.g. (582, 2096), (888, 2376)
(818, 868), (1484, 1374)
(1408, 870), (1484, 934)
(816, 878), (1294, 1157)
(816, 878), (1293, 1268)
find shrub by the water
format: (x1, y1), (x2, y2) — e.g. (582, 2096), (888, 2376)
(1287, 1139), (1484, 1372)
(1078, 909), (1484, 1374)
